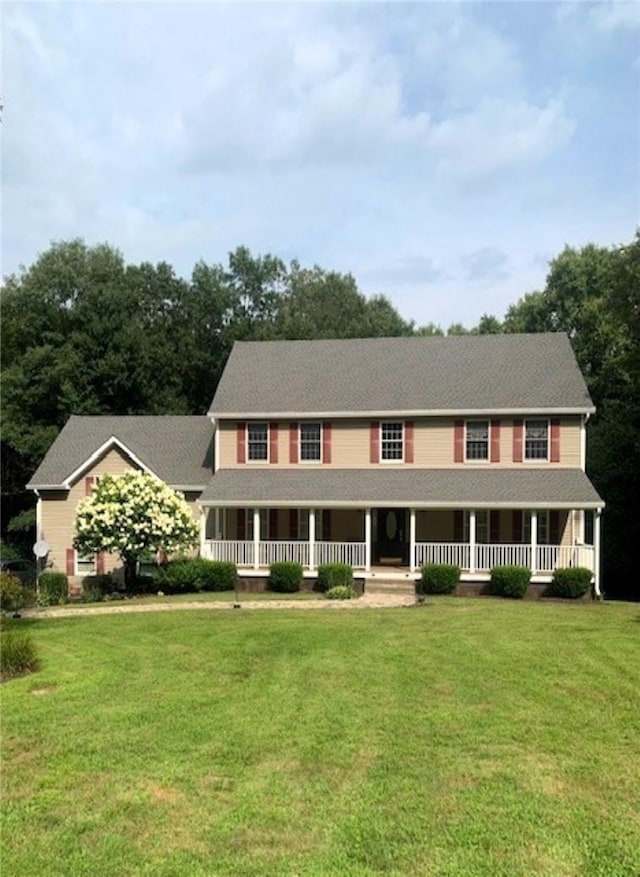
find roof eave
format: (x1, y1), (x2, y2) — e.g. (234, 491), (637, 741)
(209, 406), (596, 419)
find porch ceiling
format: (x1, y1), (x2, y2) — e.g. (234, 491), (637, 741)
(199, 468), (603, 509)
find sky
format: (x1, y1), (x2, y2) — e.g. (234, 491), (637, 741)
(2, 1), (639, 329)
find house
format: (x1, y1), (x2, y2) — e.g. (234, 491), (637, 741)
(28, 333), (604, 595)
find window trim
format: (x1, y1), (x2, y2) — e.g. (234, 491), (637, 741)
(380, 420), (404, 463)
(299, 422), (323, 464)
(523, 418), (550, 463)
(246, 422), (269, 463)
(464, 419), (490, 463)
(75, 551), (97, 577)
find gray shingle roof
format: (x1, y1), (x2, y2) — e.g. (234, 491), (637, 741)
(199, 468), (603, 508)
(28, 416), (214, 489)
(209, 333), (594, 416)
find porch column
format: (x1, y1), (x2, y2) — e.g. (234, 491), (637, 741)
(530, 510), (538, 574)
(593, 508), (602, 598)
(469, 509), (476, 574)
(253, 508), (260, 570)
(409, 508), (416, 572)
(199, 507), (208, 557)
(309, 509), (316, 570)
(365, 508), (372, 572)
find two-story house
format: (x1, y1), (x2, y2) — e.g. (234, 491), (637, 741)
(28, 333), (604, 595)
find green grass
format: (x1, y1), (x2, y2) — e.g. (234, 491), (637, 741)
(2, 599), (639, 876)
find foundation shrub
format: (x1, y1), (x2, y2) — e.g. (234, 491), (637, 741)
(268, 562), (303, 593)
(37, 572), (69, 606)
(325, 585), (356, 600)
(418, 564), (460, 595)
(316, 563), (353, 593)
(490, 565), (530, 599)
(548, 567), (593, 599)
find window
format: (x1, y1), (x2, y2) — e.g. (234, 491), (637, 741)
(381, 422), (403, 461)
(466, 420), (489, 460)
(75, 552), (96, 576)
(464, 510), (489, 543)
(524, 511), (549, 544)
(299, 509), (310, 541)
(247, 508), (269, 539)
(247, 423), (268, 461)
(525, 420), (548, 460)
(300, 423), (321, 462)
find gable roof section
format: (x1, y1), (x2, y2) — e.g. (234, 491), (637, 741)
(27, 416), (213, 490)
(209, 333), (594, 417)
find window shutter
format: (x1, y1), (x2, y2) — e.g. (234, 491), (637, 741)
(513, 420), (523, 462)
(512, 511), (523, 543)
(66, 548), (75, 576)
(453, 510), (464, 542)
(97, 552), (105, 575)
(268, 508), (278, 539)
(289, 422), (298, 464)
(405, 421), (414, 464)
(237, 423), (246, 464)
(85, 476), (94, 496)
(322, 422), (332, 464)
(370, 422), (379, 464)
(289, 509), (298, 540)
(490, 420), (501, 463)
(269, 423), (279, 464)
(490, 511), (500, 543)
(550, 419), (560, 462)
(322, 509), (331, 541)
(549, 510), (560, 545)
(454, 421), (464, 463)
(237, 508), (246, 540)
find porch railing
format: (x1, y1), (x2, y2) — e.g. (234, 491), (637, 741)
(414, 542), (595, 574)
(315, 541), (367, 569)
(535, 544), (595, 572)
(415, 542), (470, 569)
(203, 539), (366, 570)
(203, 540), (254, 566)
(259, 541), (310, 567)
(476, 544), (531, 570)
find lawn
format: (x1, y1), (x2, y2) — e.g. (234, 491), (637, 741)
(2, 599), (639, 876)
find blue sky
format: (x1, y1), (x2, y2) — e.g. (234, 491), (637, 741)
(2, 1), (638, 328)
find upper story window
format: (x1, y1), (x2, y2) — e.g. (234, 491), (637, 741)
(381, 422), (403, 461)
(525, 420), (548, 461)
(247, 423), (268, 461)
(300, 423), (321, 462)
(465, 420), (489, 461)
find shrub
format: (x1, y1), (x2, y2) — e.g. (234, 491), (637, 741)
(1, 628), (39, 680)
(0, 572), (25, 612)
(153, 558), (237, 594)
(418, 564), (460, 595)
(316, 563), (353, 592)
(82, 573), (114, 596)
(548, 567), (593, 599)
(37, 572), (69, 606)
(268, 562), (303, 593)
(325, 585), (355, 600)
(201, 561), (237, 592)
(490, 565), (530, 599)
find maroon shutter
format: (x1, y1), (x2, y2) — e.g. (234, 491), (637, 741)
(269, 508), (278, 540)
(513, 420), (523, 462)
(454, 421), (464, 463)
(453, 510), (464, 542)
(237, 423), (246, 464)
(322, 422), (332, 464)
(322, 510), (331, 541)
(490, 420), (500, 463)
(269, 423), (278, 464)
(490, 511), (500, 543)
(370, 422), (380, 463)
(289, 509), (298, 540)
(512, 511), (523, 543)
(96, 552), (105, 574)
(289, 422), (298, 464)
(405, 421), (414, 463)
(85, 476), (94, 496)
(237, 508), (246, 540)
(550, 419), (560, 463)
(549, 511), (560, 545)
(66, 548), (75, 575)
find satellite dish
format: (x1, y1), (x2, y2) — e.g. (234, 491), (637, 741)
(33, 540), (50, 558)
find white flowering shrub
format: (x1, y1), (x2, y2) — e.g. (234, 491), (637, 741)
(74, 470), (198, 587)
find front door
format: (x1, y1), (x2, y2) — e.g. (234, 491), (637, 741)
(375, 508), (408, 566)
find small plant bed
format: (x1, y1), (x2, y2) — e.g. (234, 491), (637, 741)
(33, 590), (324, 609)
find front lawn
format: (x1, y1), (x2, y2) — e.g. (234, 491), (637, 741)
(2, 599), (639, 876)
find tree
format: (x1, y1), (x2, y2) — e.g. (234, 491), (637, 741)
(73, 471), (199, 588)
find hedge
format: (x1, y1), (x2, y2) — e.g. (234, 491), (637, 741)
(154, 559), (237, 593)
(268, 562), (303, 593)
(548, 566), (593, 599)
(316, 563), (353, 592)
(490, 564), (530, 599)
(418, 563), (460, 595)
(38, 572), (69, 606)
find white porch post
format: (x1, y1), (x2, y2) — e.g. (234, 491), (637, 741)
(469, 509), (477, 574)
(253, 508), (260, 570)
(594, 509), (602, 598)
(199, 507), (208, 556)
(365, 508), (372, 572)
(309, 509), (316, 570)
(409, 508), (416, 572)
(530, 510), (538, 574)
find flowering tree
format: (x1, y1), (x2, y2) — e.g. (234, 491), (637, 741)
(74, 471), (199, 588)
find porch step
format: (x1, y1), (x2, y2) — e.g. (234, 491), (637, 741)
(364, 580), (416, 596)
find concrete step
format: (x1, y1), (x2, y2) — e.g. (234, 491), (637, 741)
(364, 581), (416, 596)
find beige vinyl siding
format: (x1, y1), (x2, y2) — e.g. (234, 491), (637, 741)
(559, 418), (581, 466)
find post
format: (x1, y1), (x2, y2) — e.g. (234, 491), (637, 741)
(214, 508), (220, 540)
(200, 507), (208, 557)
(530, 510), (537, 574)
(593, 508), (602, 598)
(365, 508), (372, 572)
(409, 508), (416, 572)
(253, 508), (260, 570)
(469, 509), (476, 574)
(309, 509), (316, 570)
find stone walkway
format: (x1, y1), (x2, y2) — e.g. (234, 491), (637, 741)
(22, 593), (417, 619)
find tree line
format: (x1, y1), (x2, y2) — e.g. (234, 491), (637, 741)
(1, 233), (638, 599)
